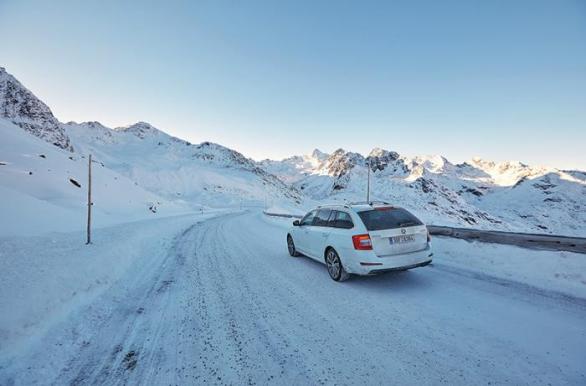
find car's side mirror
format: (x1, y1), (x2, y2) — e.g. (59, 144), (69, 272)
(293, 220), (300, 226)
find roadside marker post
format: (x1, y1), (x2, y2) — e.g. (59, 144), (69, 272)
(86, 154), (92, 245)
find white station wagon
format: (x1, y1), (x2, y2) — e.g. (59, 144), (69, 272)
(287, 202), (433, 281)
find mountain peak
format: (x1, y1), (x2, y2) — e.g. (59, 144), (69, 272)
(309, 148), (328, 160)
(115, 121), (161, 139)
(72, 120), (110, 130)
(368, 147), (400, 159)
(120, 121), (156, 130)
(369, 147), (384, 156)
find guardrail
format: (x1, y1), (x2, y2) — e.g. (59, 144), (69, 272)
(263, 211), (586, 254)
(427, 226), (586, 254)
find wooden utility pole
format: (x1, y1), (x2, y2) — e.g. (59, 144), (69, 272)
(366, 161), (370, 203)
(86, 154), (92, 244)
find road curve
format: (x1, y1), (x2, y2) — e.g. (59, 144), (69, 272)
(2, 211), (585, 385)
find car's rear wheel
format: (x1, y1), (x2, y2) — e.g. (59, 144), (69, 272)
(287, 234), (300, 257)
(325, 248), (350, 282)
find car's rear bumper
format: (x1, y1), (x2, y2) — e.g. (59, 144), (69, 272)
(367, 259), (432, 274)
(343, 245), (433, 275)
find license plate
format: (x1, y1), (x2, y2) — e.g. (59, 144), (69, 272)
(390, 235), (415, 245)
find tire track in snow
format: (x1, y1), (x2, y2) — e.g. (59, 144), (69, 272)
(54, 222), (202, 386)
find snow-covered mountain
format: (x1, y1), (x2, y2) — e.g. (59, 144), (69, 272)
(0, 68), (304, 235)
(260, 148), (586, 236)
(63, 120), (302, 208)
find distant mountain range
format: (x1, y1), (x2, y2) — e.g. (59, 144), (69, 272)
(1, 66), (584, 236)
(260, 147), (586, 235)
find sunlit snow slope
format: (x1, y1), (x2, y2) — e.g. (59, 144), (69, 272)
(63, 121), (304, 209)
(0, 119), (190, 235)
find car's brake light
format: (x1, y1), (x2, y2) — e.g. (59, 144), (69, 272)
(352, 234), (373, 250)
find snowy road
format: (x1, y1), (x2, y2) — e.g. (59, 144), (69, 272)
(1, 211), (585, 385)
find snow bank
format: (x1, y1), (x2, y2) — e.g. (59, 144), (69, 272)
(433, 237), (586, 299)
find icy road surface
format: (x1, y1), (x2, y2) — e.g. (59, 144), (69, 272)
(1, 211), (585, 385)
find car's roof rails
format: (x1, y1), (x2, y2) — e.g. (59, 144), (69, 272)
(348, 200), (392, 206)
(316, 203), (351, 209)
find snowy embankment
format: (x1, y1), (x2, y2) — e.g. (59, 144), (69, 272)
(432, 238), (586, 300)
(0, 210), (228, 358)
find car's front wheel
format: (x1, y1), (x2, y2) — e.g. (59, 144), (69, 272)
(325, 248), (350, 282)
(287, 234), (300, 257)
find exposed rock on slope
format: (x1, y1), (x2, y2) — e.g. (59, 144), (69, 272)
(0, 67), (72, 151)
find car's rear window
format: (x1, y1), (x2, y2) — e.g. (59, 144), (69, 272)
(313, 209), (332, 226)
(328, 211), (354, 229)
(358, 208), (423, 231)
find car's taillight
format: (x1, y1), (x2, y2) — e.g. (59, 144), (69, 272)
(352, 234), (372, 250)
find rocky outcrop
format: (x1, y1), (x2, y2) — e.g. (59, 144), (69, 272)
(0, 67), (72, 151)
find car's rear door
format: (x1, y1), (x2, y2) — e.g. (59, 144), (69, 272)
(358, 207), (428, 257)
(325, 210), (355, 254)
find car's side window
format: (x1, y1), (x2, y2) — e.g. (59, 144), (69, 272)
(300, 210), (317, 226)
(327, 210), (340, 227)
(330, 211), (354, 229)
(313, 209), (332, 227)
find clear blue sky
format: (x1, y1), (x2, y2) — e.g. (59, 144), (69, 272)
(1, 0), (585, 168)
